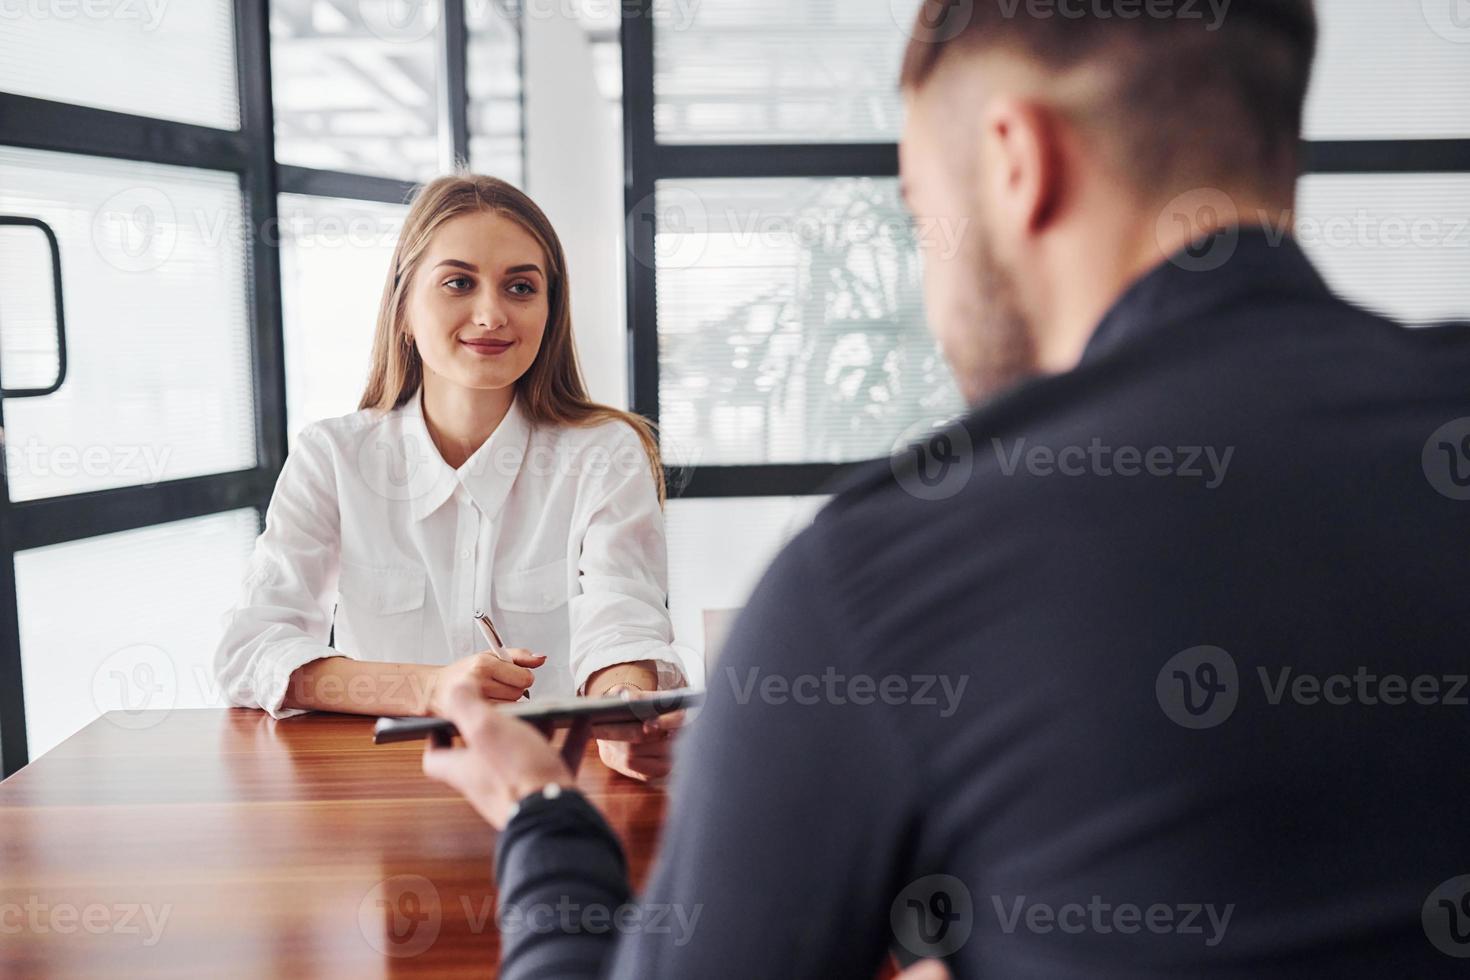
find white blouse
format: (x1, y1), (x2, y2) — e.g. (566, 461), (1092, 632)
(214, 389), (696, 719)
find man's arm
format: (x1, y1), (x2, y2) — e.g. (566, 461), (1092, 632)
(489, 529), (925, 978)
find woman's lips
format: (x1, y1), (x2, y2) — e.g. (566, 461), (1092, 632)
(459, 338), (514, 356)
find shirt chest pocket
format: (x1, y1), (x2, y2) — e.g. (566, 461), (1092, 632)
(495, 558), (569, 614)
(336, 560), (427, 657)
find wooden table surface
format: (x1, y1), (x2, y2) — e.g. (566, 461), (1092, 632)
(0, 708), (669, 978)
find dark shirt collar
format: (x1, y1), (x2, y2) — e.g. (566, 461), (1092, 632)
(1079, 228), (1333, 367)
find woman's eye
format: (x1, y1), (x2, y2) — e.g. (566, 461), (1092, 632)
(443, 276), (472, 291)
(508, 281), (537, 297)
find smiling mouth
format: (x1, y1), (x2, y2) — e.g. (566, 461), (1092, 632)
(459, 338), (514, 355)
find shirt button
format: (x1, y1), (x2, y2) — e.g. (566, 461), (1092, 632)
(460, 548), (472, 560)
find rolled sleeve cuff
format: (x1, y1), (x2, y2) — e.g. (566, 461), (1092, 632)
(574, 640), (700, 696)
(254, 641), (341, 720)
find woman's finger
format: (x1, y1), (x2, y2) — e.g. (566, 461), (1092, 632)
(479, 678), (532, 702)
(502, 647), (546, 668)
(478, 658), (535, 691)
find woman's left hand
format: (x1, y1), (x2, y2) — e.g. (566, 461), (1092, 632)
(593, 684), (687, 784)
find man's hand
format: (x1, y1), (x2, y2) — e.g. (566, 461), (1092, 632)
(895, 960), (950, 980)
(423, 648), (544, 716)
(421, 677), (572, 829)
(593, 684), (687, 784)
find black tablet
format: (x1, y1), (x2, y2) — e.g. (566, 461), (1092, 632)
(372, 687), (705, 745)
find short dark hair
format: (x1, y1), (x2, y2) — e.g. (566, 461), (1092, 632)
(901, 0), (1318, 197)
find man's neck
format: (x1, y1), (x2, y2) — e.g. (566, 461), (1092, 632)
(1033, 197), (1293, 376)
(420, 376), (515, 470)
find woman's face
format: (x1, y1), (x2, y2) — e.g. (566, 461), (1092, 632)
(405, 210), (550, 395)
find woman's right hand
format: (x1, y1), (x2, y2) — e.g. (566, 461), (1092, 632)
(424, 648), (545, 716)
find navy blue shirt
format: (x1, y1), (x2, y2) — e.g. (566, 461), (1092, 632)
(494, 231), (1470, 978)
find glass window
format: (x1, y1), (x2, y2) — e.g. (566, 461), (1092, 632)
(0, 0), (239, 129)
(467, 0), (524, 186)
(277, 193), (408, 443)
(15, 509), (259, 761)
(654, 176), (962, 465)
(1294, 173), (1470, 325)
(665, 496), (828, 669)
(269, 0), (444, 180)
(653, 0), (913, 143)
(1304, 0), (1470, 139)
(0, 221), (63, 393)
(0, 146), (257, 501)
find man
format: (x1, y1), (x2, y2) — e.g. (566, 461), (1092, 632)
(423, 1), (1470, 976)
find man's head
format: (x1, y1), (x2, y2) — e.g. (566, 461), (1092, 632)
(898, 0), (1317, 403)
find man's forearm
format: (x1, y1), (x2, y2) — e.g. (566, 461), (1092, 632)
(494, 790), (631, 980)
(280, 656), (435, 715)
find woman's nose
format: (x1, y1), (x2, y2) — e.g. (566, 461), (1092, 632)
(472, 289), (508, 329)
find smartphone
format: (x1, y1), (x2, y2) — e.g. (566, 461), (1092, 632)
(372, 687), (705, 745)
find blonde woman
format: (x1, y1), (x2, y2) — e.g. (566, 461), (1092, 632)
(215, 175), (694, 782)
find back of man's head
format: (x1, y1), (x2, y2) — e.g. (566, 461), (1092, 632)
(901, 0), (1317, 202)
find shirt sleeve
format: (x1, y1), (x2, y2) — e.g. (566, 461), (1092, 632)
(493, 526), (922, 979)
(213, 424), (344, 719)
(568, 426), (700, 694)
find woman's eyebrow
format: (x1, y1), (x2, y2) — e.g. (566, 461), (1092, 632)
(434, 259), (478, 272)
(505, 263), (543, 277)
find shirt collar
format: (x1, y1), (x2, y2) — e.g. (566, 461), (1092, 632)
(1078, 228), (1332, 368)
(397, 387), (533, 522)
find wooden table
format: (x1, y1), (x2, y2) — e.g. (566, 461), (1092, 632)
(0, 708), (668, 978)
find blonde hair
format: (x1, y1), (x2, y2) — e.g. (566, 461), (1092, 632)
(359, 174), (664, 500)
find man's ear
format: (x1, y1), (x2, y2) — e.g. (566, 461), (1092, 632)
(975, 96), (1062, 244)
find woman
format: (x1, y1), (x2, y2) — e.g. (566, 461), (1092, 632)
(215, 174), (694, 782)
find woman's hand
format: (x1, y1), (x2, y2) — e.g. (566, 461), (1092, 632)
(421, 676), (573, 829)
(593, 684), (687, 784)
(424, 648), (545, 716)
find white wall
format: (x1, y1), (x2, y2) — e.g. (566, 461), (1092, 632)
(522, 11), (629, 409)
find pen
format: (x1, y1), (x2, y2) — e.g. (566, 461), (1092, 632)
(475, 611), (531, 700)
